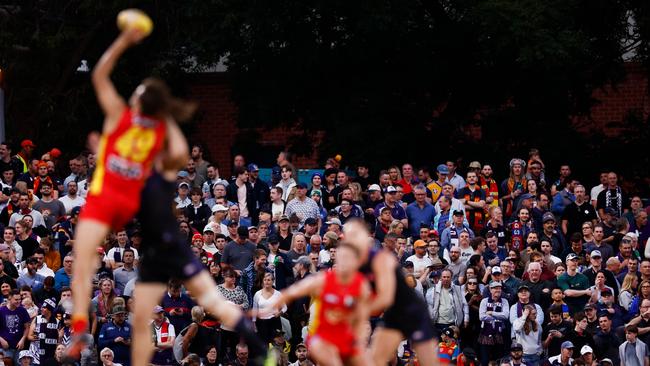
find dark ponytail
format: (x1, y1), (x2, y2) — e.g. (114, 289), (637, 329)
(139, 78), (198, 122)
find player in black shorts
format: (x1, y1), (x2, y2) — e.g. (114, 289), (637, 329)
(130, 159), (270, 366)
(345, 220), (439, 366)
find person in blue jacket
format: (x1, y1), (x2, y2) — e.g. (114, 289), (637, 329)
(98, 303), (131, 366)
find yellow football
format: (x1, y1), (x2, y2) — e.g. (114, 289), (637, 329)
(117, 9), (153, 36)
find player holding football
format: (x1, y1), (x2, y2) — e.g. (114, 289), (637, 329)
(68, 27), (193, 356)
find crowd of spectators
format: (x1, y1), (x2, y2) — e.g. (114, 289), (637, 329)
(0, 139), (648, 366)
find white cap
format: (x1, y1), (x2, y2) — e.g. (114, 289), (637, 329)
(580, 345), (593, 355)
(211, 204), (228, 213)
(18, 351), (33, 360)
(326, 218), (342, 226)
(368, 184), (381, 192)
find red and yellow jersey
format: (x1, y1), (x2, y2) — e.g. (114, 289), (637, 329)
(33, 176), (54, 194)
(427, 181), (444, 203)
(479, 176), (499, 208)
(438, 340), (460, 364)
(309, 270), (365, 345)
(89, 109), (166, 197)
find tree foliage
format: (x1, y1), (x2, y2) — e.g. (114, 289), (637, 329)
(0, 0), (648, 183)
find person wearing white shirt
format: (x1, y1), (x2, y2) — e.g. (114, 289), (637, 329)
(3, 227), (23, 262)
(0, 180), (12, 212)
(77, 178), (89, 198)
(20, 249), (55, 278)
(206, 204), (229, 236)
(457, 231), (474, 265)
(405, 240), (434, 277)
(512, 306), (543, 365)
(590, 172), (608, 208)
(201, 226), (219, 257)
(100, 347), (124, 366)
(104, 230), (139, 270)
(9, 192), (45, 228)
(174, 182), (192, 209)
(288, 343), (313, 366)
(62, 157), (81, 194)
(58, 181), (86, 214)
(269, 187), (286, 223)
(252, 272), (286, 343)
(540, 240), (562, 265)
(434, 183), (468, 225)
(444, 161), (466, 190)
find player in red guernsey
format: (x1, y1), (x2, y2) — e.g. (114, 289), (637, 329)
(270, 243), (373, 366)
(68, 28), (192, 357)
(344, 220), (439, 366)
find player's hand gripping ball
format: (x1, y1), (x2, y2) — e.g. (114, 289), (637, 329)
(117, 9), (153, 37)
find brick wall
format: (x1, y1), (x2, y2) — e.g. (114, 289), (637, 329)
(186, 73), (320, 178)
(572, 62), (649, 135)
(188, 62), (649, 176)
(186, 74), (238, 178)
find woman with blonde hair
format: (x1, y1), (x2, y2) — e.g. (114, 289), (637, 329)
(348, 182), (363, 203)
(177, 306), (217, 360)
(319, 232), (339, 265)
(252, 272), (285, 343)
(389, 220), (405, 237)
(322, 231), (339, 248)
(91, 278), (117, 335)
(620, 273), (639, 311)
(39, 236), (61, 272)
(630, 279), (650, 315)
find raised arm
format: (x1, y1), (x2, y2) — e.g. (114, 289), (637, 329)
(92, 29), (146, 128)
(274, 273), (324, 311)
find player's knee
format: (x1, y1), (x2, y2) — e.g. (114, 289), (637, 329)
(196, 290), (220, 309)
(197, 290), (236, 319)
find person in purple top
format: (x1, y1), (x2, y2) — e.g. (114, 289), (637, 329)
(0, 289), (31, 361)
(374, 186), (408, 228)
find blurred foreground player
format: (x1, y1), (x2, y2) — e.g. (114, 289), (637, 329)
(131, 156), (271, 365)
(270, 243), (372, 366)
(68, 27), (194, 356)
(344, 220), (439, 366)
